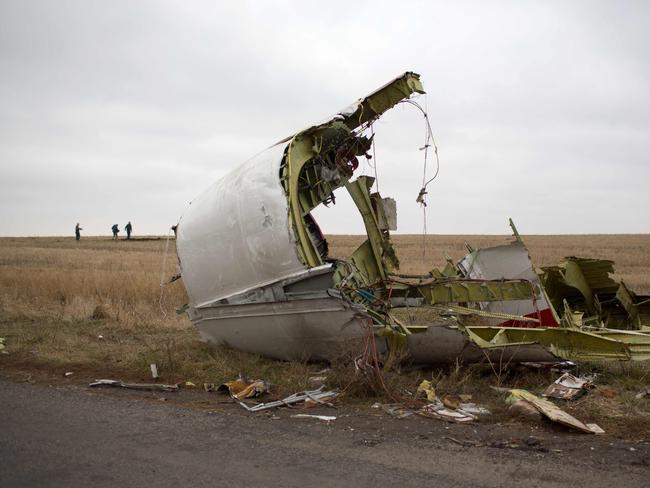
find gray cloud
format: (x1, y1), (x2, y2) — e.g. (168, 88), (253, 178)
(1, 0), (648, 236)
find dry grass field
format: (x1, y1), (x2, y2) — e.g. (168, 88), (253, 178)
(1, 234), (649, 436)
(1, 234), (648, 329)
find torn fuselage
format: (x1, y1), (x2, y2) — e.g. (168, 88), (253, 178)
(176, 72), (541, 362)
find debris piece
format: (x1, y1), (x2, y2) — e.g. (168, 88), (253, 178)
(237, 387), (338, 412)
(543, 373), (594, 400)
(458, 403), (491, 416)
(508, 399), (543, 420)
(0, 337), (7, 354)
(586, 423), (605, 434)
(416, 380), (437, 402)
(203, 383), (216, 392)
(150, 364), (159, 379)
(419, 402), (475, 423)
(290, 414), (336, 422)
(375, 403), (414, 419)
(521, 360), (576, 372)
(64, 372), (73, 377)
(458, 237), (558, 327)
(184, 381), (196, 388)
(305, 394), (336, 408)
(97, 334), (104, 340)
(635, 390), (650, 399)
(89, 379), (179, 392)
(442, 395), (461, 410)
(218, 378), (271, 400)
(506, 389), (603, 434)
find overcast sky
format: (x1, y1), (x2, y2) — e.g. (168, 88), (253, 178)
(1, 0), (648, 236)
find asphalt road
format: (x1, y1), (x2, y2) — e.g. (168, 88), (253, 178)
(2, 379), (648, 487)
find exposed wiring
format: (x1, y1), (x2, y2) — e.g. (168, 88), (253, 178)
(399, 97), (440, 260)
(400, 98), (440, 192)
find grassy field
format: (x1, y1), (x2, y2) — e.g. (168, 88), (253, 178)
(1, 234), (647, 329)
(1, 234), (649, 436)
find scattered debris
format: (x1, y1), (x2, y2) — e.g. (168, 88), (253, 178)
(373, 403), (414, 419)
(150, 364), (159, 379)
(458, 403), (491, 416)
(184, 381), (197, 388)
(543, 373), (594, 400)
(521, 360), (576, 372)
(237, 387), (338, 412)
(505, 388), (603, 434)
(217, 378), (270, 400)
(420, 403), (475, 423)
(89, 379), (179, 392)
(64, 372), (73, 377)
(308, 369), (330, 385)
(290, 414), (336, 422)
(416, 380), (437, 402)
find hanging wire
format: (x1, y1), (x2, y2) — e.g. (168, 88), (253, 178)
(369, 123), (379, 193)
(400, 98), (440, 193)
(398, 96), (440, 260)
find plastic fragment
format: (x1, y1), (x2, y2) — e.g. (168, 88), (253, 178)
(290, 414), (336, 422)
(416, 380), (437, 402)
(89, 379), (179, 392)
(217, 379), (270, 400)
(542, 373), (594, 400)
(237, 387), (338, 412)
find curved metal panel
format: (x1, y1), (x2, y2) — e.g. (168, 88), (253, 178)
(177, 144), (307, 307)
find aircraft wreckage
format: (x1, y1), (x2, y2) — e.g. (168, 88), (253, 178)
(176, 72), (650, 364)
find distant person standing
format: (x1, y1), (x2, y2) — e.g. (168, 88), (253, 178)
(125, 221), (132, 240)
(75, 223), (82, 241)
(111, 224), (120, 240)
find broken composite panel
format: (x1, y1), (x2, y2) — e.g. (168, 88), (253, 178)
(176, 72), (650, 364)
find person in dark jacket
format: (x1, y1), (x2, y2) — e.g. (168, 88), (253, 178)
(75, 223), (82, 241)
(125, 221), (132, 240)
(111, 224), (119, 240)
